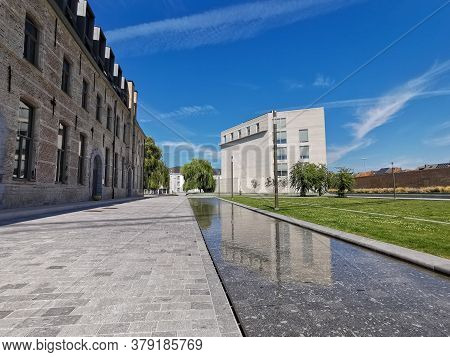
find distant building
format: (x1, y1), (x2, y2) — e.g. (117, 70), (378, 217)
(169, 167), (185, 194)
(220, 108), (327, 194)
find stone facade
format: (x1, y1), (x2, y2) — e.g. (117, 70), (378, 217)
(0, 0), (146, 209)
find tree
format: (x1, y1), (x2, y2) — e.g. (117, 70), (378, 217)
(332, 168), (355, 197)
(143, 137), (169, 191)
(312, 164), (329, 196)
(182, 159), (216, 193)
(265, 177), (289, 189)
(289, 162), (316, 196)
(251, 179), (259, 192)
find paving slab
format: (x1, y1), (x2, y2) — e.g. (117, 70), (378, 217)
(0, 196), (241, 337)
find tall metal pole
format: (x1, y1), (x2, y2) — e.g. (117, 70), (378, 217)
(231, 155), (234, 198)
(273, 122), (279, 210)
(391, 162), (397, 200)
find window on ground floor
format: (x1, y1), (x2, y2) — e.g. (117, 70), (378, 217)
(14, 101), (34, 179)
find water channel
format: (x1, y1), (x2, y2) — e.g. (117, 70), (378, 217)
(190, 197), (450, 337)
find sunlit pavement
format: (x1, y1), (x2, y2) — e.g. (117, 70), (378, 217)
(0, 196), (240, 337)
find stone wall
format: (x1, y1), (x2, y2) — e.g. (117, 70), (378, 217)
(0, 0), (146, 209)
(355, 168), (450, 189)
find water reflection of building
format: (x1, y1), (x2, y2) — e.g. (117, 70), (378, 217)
(220, 202), (332, 285)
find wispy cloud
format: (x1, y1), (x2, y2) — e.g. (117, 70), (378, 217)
(423, 121), (450, 147)
(106, 0), (362, 55)
(281, 79), (304, 90)
(329, 60), (450, 163)
(349, 61), (450, 140)
(322, 89), (450, 109)
(313, 74), (335, 88)
(158, 105), (217, 120)
(328, 139), (374, 164)
(425, 134), (450, 147)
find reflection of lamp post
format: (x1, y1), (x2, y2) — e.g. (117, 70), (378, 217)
(391, 162), (397, 200)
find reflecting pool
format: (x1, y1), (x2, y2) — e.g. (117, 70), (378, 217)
(190, 198), (450, 337)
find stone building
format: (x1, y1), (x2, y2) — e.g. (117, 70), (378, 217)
(0, 0), (146, 209)
(220, 108), (327, 194)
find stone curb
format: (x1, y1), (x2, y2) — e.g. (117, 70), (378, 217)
(0, 197), (149, 225)
(217, 197), (450, 276)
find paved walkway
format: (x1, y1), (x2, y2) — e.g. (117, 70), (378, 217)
(0, 196), (241, 337)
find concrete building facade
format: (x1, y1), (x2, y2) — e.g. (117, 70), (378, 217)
(220, 108), (327, 194)
(0, 0), (146, 209)
(169, 167), (185, 194)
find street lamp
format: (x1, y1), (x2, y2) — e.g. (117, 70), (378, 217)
(273, 120), (279, 211)
(391, 162), (397, 200)
(361, 158), (367, 172)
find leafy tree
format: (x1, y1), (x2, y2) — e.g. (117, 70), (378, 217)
(251, 179), (259, 192)
(312, 164), (329, 196)
(182, 159), (216, 193)
(265, 177), (289, 189)
(144, 137), (169, 191)
(332, 168), (355, 197)
(289, 162), (316, 196)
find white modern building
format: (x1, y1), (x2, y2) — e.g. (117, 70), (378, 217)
(169, 167), (185, 194)
(220, 108), (327, 194)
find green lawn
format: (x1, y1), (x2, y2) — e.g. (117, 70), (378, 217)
(227, 196), (450, 259)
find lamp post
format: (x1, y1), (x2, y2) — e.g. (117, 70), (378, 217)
(273, 121), (279, 211)
(391, 162), (397, 200)
(231, 155), (234, 199)
(361, 158), (367, 172)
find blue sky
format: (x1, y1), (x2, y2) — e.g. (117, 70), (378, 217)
(90, 0), (450, 171)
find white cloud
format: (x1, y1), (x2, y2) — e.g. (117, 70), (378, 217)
(106, 0), (362, 54)
(329, 61), (450, 163)
(313, 74), (335, 88)
(426, 134), (450, 147)
(158, 105), (217, 120)
(349, 61), (450, 140)
(322, 89), (450, 109)
(281, 79), (304, 90)
(328, 139), (374, 164)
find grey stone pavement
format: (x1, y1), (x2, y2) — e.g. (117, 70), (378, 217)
(0, 196), (241, 337)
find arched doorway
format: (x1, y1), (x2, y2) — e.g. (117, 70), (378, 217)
(92, 155), (103, 200)
(127, 168), (133, 197)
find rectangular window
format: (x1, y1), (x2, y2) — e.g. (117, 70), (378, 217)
(231, 132), (234, 141)
(106, 106), (112, 130)
(238, 130), (242, 139)
(104, 147), (110, 187)
(277, 147), (287, 161)
(223, 135), (227, 143)
(277, 131), (287, 145)
(56, 122), (67, 183)
(247, 126), (251, 136)
(61, 58), (71, 94)
(274, 118), (286, 129)
(96, 94), (102, 122)
(82, 80), (89, 110)
(24, 17), (38, 65)
(123, 124), (126, 143)
(256, 123), (260, 133)
(299, 129), (309, 143)
(121, 157), (125, 188)
(14, 101), (33, 179)
(300, 146), (310, 160)
(114, 153), (118, 187)
(277, 163), (288, 177)
(77, 134), (85, 184)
